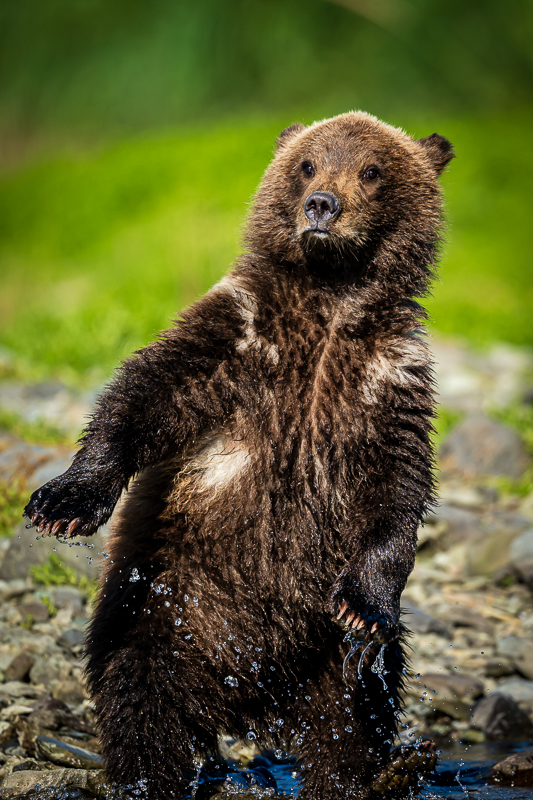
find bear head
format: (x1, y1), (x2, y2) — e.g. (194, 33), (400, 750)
(246, 111), (454, 296)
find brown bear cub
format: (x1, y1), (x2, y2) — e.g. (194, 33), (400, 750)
(25, 112), (453, 799)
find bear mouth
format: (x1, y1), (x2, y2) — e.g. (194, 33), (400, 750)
(302, 225), (332, 238)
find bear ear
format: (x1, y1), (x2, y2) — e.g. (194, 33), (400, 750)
(276, 123), (306, 150)
(416, 133), (455, 174)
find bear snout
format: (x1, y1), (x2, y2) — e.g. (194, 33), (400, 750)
(304, 191), (341, 227)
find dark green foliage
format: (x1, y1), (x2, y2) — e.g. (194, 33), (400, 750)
(0, 0), (531, 139)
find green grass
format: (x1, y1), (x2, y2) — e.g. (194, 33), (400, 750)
(31, 553), (98, 602)
(0, 407), (70, 445)
(0, 109), (532, 385)
(0, 478), (27, 537)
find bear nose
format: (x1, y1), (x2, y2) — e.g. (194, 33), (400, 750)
(304, 192), (341, 224)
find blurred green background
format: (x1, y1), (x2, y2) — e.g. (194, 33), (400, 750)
(1, 0), (532, 386)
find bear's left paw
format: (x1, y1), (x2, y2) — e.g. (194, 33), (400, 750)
(371, 740), (437, 796)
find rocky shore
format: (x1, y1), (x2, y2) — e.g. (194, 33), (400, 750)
(1, 336), (533, 796)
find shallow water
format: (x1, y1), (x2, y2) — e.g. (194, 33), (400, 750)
(191, 741), (533, 800)
(6, 742), (532, 800)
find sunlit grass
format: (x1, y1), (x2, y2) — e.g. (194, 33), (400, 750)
(1, 110), (532, 386)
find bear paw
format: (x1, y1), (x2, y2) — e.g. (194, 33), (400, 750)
(371, 740), (437, 796)
(24, 476), (116, 538)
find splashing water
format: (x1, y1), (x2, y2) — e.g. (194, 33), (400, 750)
(370, 644), (388, 690)
(129, 567), (141, 582)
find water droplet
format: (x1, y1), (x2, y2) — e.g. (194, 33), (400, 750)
(332, 733), (339, 740)
(164, 601), (170, 607)
(225, 676), (238, 687)
(129, 567), (141, 583)
(246, 731), (256, 740)
(275, 718), (284, 727)
(345, 726), (353, 733)
(184, 594), (189, 602)
(274, 749), (283, 760)
(173, 651), (179, 657)
(175, 619), (182, 626)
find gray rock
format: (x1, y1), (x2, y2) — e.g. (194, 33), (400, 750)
(52, 678), (86, 705)
(492, 677), (533, 704)
(0, 682), (46, 700)
(0, 380), (92, 437)
(440, 604), (494, 634)
(439, 414), (530, 479)
(472, 693), (533, 739)
(35, 735), (103, 769)
(401, 600), (450, 637)
(466, 514), (531, 577)
(51, 586), (86, 616)
(497, 636), (533, 681)
(4, 652), (35, 682)
(407, 672), (484, 721)
(17, 599), (49, 623)
(57, 628), (85, 650)
(425, 503), (483, 548)
(509, 528), (533, 589)
(29, 654), (71, 686)
(0, 521), (108, 582)
(0, 579), (30, 601)
(489, 747), (533, 787)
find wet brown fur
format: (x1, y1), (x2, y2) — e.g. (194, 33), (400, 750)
(25, 112), (454, 799)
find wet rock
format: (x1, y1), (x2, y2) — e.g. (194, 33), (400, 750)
(0, 766), (102, 796)
(439, 414), (530, 479)
(0, 522), (107, 582)
(400, 600), (450, 637)
(489, 748), (533, 787)
(471, 693), (533, 739)
(509, 528), (533, 589)
(35, 736), (103, 769)
(11, 760), (42, 772)
(4, 653), (35, 683)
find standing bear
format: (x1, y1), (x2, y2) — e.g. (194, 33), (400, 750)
(25, 111), (454, 799)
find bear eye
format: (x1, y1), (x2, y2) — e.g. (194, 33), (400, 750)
(363, 166), (381, 181)
(302, 161), (315, 178)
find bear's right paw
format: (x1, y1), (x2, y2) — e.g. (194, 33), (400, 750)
(24, 476), (117, 538)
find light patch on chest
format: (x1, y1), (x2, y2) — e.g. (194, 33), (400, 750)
(175, 430), (251, 505)
(362, 332), (431, 401)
